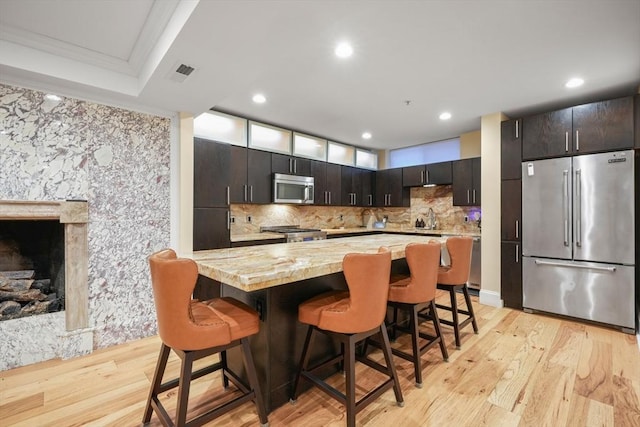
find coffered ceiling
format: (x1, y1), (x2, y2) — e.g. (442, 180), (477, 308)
(1, 0), (638, 150)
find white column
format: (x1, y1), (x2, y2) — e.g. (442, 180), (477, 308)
(177, 112), (194, 256)
(479, 112), (506, 307)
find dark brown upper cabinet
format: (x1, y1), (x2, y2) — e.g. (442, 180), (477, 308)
(501, 119), (522, 180)
(194, 138), (230, 208)
(571, 97), (634, 154)
(522, 108), (572, 160)
(522, 97), (634, 160)
(271, 153), (311, 176)
(375, 168), (409, 207)
(340, 167), (375, 207)
(311, 161), (341, 206)
(452, 158), (481, 206)
(229, 146), (271, 204)
(402, 161), (452, 187)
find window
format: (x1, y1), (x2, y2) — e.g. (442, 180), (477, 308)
(193, 111), (247, 146)
(389, 138), (460, 168)
(248, 121), (292, 154)
(293, 133), (327, 160)
(327, 141), (355, 166)
(355, 149), (378, 169)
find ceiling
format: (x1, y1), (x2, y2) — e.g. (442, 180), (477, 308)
(1, 0), (639, 151)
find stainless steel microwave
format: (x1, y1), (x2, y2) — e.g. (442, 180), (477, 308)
(273, 173), (314, 204)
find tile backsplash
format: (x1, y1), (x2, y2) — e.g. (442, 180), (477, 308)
(231, 185), (481, 235)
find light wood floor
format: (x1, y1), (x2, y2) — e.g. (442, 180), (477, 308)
(2, 291), (639, 427)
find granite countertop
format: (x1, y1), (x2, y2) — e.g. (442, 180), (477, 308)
(192, 234), (446, 292)
(322, 227), (481, 238)
(230, 227), (480, 242)
(231, 232), (285, 242)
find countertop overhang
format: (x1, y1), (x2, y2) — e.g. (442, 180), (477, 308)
(192, 234), (449, 292)
(230, 227), (480, 242)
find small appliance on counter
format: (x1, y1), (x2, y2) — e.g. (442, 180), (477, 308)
(373, 215), (388, 229)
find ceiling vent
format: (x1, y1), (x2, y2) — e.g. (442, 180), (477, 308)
(169, 62), (195, 83)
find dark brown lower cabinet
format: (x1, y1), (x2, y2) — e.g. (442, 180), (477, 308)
(193, 208), (230, 250)
(501, 241), (522, 310)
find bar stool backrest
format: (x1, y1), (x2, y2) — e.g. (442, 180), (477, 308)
(440, 237), (473, 285)
(404, 242), (441, 302)
(148, 249), (230, 350)
(320, 247), (391, 333)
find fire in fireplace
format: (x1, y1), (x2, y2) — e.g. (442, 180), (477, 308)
(0, 220), (65, 320)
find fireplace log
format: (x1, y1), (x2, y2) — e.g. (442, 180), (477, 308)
(20, 299), (58, 315)
(30, 279), (52, 294)
(0, 300), (21, 316)
(0, 270), (35, 279)
(0, 279), (34, 292)
(0, 289), (47, 302)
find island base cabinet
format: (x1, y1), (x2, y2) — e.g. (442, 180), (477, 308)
(218, 258), (410, 412)
(220, 275), (346, 412)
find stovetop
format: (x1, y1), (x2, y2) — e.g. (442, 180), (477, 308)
(260, 225), (322, 234)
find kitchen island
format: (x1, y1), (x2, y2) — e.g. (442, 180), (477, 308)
(191, 234), (447, 412)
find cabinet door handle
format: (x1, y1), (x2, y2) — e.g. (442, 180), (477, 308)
(226, 186), (230, 206)
(515, 120), (519, 139)
(329, 191), (332, 205)
(575, 130), (579, 151)
(472, 189), (476, 204)
(563, 170), (569, 246)
(515, 220), (519, 239)
(576, 169), (582, 247)
(368, 194), (372, 206)
(243, 184), (248, 202)
(426, 170), (430, 184)
(227, 211), (231, 230)
(515, 244), (519, 263)
(250, 185), (253, 202)
(294, 159), (297, 174)
(467, 190), (470, 204)
(565, 132), (569, 152)
(420, 170), (424, 184)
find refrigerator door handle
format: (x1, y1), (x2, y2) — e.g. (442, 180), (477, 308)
(534, 259), (616, 272)
(563, 170), (569, 246)
(575, 169), (581, 247)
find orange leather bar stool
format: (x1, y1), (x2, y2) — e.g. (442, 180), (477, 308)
(143, 249), (268, 427)
(385, 242), (449, 387)
(290, 247), (403, 427)
(431, 236), (478, 349)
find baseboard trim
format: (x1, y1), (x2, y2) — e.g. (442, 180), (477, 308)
(479, 289), (503, 308)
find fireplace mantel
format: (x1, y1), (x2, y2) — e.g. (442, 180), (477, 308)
(0, 200), (88, 331)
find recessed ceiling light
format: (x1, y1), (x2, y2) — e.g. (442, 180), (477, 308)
(362, 132), (372, 140)
(45, 94), (62, 102)
(252, 94), (266, 104)
(565, 78), (584, 88)
(335, 42), (353, 58)
(439, 112), (452, 120)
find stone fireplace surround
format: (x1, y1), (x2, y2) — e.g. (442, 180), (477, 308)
(0, 200), (92, 366)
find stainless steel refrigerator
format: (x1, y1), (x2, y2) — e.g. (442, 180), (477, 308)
(521, 150), (636, 333)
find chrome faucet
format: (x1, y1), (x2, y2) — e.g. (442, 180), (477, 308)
(427, 208), (437, 230)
